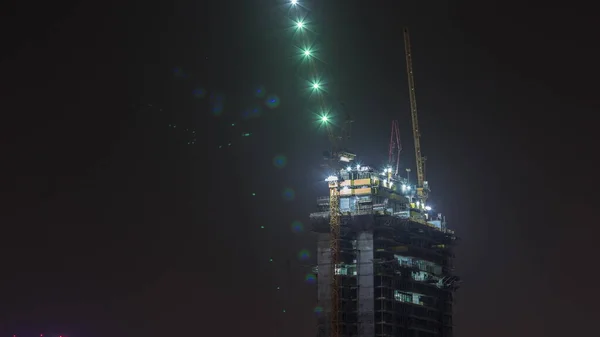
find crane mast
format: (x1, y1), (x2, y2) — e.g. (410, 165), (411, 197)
(323, 106), (352, 337)
(328, 178), (340, 337)
(288, 4), (351, 336)
(403, 28), (429, 205)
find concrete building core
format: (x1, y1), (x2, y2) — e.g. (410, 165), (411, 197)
(310, 165), (459, 337)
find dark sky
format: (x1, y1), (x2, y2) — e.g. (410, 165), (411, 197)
(1, 1), (598, 337)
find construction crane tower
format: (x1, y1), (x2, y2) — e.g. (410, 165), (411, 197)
(403, 27), (430, 205)
(287, 3), (354, 336)
(322, 104), (353, 337)
(309, 24), (460, 337)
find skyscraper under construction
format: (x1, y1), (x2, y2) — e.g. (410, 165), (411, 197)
(309, 167), (459, 337)
(308, 27), (460, 337)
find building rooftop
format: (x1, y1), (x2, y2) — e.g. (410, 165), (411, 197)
(310, 164), (453, 234)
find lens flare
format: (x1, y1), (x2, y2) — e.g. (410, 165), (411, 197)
(298, 249), (310, 261)
(265, 94), (280, 109)
(254, 85), (266, 98)
(282, 188), (296, 201)
(291, 220), (304, 233)
(273, 155), (288, 168)
(193, 87), (206, 98)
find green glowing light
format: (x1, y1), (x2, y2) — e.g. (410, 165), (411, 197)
(319, 115), (330, 124)
(312, 82), (320, 90)
(303, 49), (311, 57)
(296, 21), (304, 29)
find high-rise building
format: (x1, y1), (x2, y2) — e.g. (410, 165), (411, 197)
(310, 165), (459, 337)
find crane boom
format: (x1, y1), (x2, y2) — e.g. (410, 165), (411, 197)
(403, 27), (429, 204)
(389, 120), (402, 176)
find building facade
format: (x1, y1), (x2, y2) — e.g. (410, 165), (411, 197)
(310, 165), (459, 337)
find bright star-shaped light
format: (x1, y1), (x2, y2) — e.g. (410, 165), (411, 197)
(296, 21), (304, 29)
(303, 49), (311, 56)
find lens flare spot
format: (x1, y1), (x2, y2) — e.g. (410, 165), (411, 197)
(298, 249), (310, 261)
(305, 273), (317, 284)
(282, 188), (295, 201)
(291, 220), (304, 233)
(254, 85), (266, 98)
(242, 106), (262, 119)
(314, 306), (323, 315)
(211, 103), (223, 115)
(173, 67), (183, 77)
(265, 94), (280, 109)
(193, 88), (206, 98)
(210, 93), (225, 116)
(273, 155), (287, 168)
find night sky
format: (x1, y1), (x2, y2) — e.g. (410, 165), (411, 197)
(2, 1), (598, 337)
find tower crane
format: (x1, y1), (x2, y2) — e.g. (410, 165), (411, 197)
(304, 27), (353, 337)
(321, 102), (353, 337)
(288, 2), (353, 336)
(403, 28), (430, 205)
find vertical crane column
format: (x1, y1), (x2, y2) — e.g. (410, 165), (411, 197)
(403, 28), (429, 205)
(328, 180), (341, 337)
(288, 4), (350, 337)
